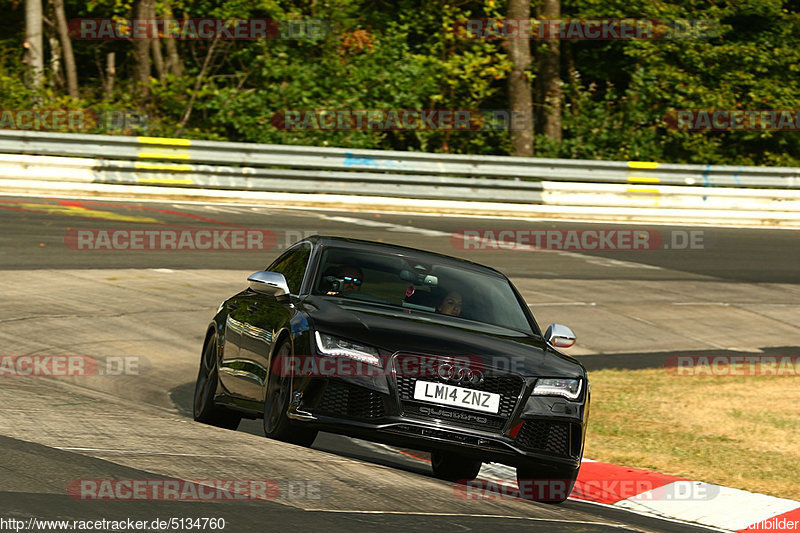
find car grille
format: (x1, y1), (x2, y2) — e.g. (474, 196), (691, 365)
(400, 402), (506, 430)
(316, 381), (385, 420)
(386, 425), (503, 449)
(395, 365), (524, 432)
(515, 420), (576, 457)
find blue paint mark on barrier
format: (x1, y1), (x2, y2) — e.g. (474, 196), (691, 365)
(702, 165), (712, 186)
(344, 152), (379, 168)
(702, 165), (712, 201)
(733, 168), (742, 185)
(344, 152), (410, 171)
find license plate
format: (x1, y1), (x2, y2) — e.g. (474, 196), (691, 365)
(413, 380), (500, 414)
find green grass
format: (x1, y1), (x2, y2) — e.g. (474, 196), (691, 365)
(584, 368), (800, 499)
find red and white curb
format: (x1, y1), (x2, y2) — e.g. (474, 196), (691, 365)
(368, 443), (800, 532)
(572, 460), (800, 532)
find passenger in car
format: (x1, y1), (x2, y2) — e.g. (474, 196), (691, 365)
(437, 291), (463, 317)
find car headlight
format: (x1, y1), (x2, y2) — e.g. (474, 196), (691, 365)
(314, 332), (381, 366)
(533, 378), (582, 400)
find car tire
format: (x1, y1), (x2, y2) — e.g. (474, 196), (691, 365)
(430, 451), (482, 481)
(263, 340), (318, 447)
(516, 464), (578, 504)
(194, 330), (241, 430)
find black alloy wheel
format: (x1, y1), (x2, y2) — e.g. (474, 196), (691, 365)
(263, 340), (318, 447)
(194, 331), (241, 430)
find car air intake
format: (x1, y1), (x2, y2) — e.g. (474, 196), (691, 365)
(515, 420), (576, 457)
(316, 380), (386, 420)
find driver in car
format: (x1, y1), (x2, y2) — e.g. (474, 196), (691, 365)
(437, 291), (462, 317)
(322, 264), (364, 296)
(339, 264), (363, 293)
(325, 264), (363, 294)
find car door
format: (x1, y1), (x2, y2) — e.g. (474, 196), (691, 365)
(228, 242), (312, 403)
(218, 289), (263, 401)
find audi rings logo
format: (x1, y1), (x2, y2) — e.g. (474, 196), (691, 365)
(437, 362), (484, 385)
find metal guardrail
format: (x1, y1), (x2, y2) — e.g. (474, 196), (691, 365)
(0, 130), (799, 225)
(0, 153), (544, 203)
(1, 130), (799, 190)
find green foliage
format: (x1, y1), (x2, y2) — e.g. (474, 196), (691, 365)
(2, 0), (800, 165)
(549, 0), (800, 164)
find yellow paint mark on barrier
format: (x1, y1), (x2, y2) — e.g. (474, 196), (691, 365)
(134, 162), (193, 172)
(628, 161), (659, 169)
(626, 188), (661, 194)
(138, 177), (194, 185)
(137, 137), (191, 161)
(137, 136), (192, 146)
(138, 150), (191, 161)
(627, 176), (661, 184)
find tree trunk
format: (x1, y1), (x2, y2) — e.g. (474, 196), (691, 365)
(25, 0), (44, 92)
(53, 0), (78, 99)
(48, 34), (62, 90)
(132, 0), (153, 99)
(537, 0), (562, 142)
(152, 41), (166, 81)
(149, 0), (166, 81)
(163, 1), (184, 76)
(105, 52), (116, 98)
(503, 0), (534, 156)
(164, 38), (184, 77)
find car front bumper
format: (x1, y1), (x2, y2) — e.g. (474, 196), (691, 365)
(288, 372), (588, 470)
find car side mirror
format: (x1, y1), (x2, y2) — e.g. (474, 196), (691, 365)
(248, 271), (290, 300)
(545, 323), (576, 348)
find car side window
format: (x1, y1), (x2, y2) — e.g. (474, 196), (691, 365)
(268, 243), (311, 295)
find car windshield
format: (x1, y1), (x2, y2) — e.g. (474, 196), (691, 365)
(312, 247), (533, 334)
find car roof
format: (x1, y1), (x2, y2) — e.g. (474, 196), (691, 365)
(304, 235), (506, 277)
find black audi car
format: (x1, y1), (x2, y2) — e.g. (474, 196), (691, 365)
(194, 236), (589, 502)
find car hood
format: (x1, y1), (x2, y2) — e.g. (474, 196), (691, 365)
(300, 296), (585, 378)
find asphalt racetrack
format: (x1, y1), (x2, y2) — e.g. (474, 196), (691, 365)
(1, 195), (798, 532)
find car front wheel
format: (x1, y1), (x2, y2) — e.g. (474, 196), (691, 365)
(263, 340), (318, 447)
(194, 331), (241, 430)
(516, 464), (578, 503)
